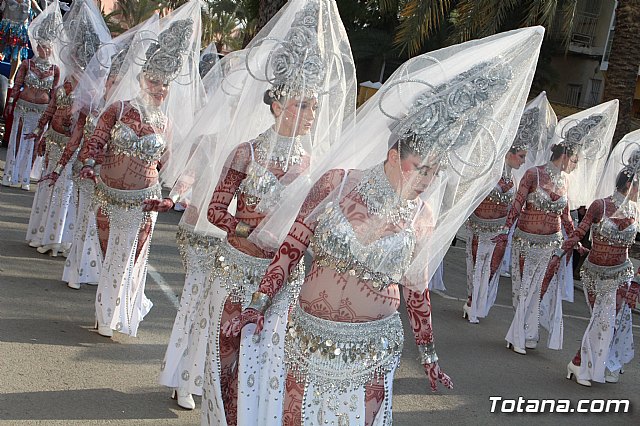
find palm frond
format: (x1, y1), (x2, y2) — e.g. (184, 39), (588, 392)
(393, 0), (454, 55)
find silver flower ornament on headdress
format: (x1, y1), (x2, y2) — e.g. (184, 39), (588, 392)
(621, 145), (640, 179)
(383, 62), (512, 175)
(249, 0), (326, 99)
(34, 13), (60, 45)
(558, 114), (606, 158)
(511, 106), (540, 152)
(143, 18), (194, 83)
(66, 19), (102, 70)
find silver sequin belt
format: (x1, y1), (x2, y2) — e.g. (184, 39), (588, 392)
(512, 228), (563, 251)
(581, 258), (633, 298)
(44, 128), (70, 151)
(285, 305), (403, 393)
(467, 214), (506, 237)
(176, 224), (223, 271)
(94, 179), (161, 212)
(15, 98), (48, 115)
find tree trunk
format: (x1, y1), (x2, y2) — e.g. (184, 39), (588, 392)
(602, 0), (640, 147)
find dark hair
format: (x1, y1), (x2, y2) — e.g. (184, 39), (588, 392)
(616, 170), (635, 192)
(508, 147), (519, 154)
(263, 87), (284, 114)
(549, 144), (576, 161)
(387, 135), (422, 160)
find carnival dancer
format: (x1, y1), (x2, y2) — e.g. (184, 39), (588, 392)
(78, 0), (204, 338)
(226, 27), (545, 425)
(2, 1), (61, 190)
(464, 93), (554, 323)
(150, 0), (356, 419)
(494, 100), (618, 355)
(45, 18), (159, 290)
(25, 0), (108, 256)
(546, 131), (640, 386)
(0, 0), (42, 84)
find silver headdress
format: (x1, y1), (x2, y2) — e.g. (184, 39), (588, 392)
(62, 0), (111, 74)
(382, 62), (512, 175)
(108, 42), (132, 80)
(511, 106), (540, 152)
(34, 12), (60, 45)
(142, 18), (194, 83)
(621, 144), (640, 179)
(70, 20), (102, 70)
(557, 114), (606, 158)
(250, 0), (326, 99)
(199, 52), (218, 78)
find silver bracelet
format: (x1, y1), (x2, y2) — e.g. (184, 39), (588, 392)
(553, 248), (565, 258)
(418, 342), (438, 364)
(53, 164), (63, 175)
(83, 158), (96, 168)
(247, 291), (272, 314)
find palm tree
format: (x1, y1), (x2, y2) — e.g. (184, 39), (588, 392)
(601, 0), (640, 145)
(103, 0), (166, 33)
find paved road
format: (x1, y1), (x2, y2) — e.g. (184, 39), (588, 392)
(1, 149), (638, 425)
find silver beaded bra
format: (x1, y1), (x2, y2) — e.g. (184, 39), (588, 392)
(55, 86), (74, 109)
(592, 198), (637, 247)
(109, 121), (165, 164)
(486, 182), (515, 206)
(25, 69), (54, 91)
(238, 129), (307, 213)
(526, 166), (567, 215)
(310, 169), (418, 291)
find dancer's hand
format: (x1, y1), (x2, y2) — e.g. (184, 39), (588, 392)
(576, 243), (589, 256)
(142, 198), (174, 212)
(221, 308), (264, 337)
(39, 172), (59, 186)
(79, 166), (96, 182)
(423, 362), (453, 392)
(541, 256), (561, 299)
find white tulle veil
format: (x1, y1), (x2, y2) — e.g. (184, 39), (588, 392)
(548, 100), (619, 210)
(249, 26), (545, 292)
(172, 0), (357, 238)
(511, 91), (557, 185)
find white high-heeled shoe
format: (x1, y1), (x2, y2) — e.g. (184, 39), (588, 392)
(605, 368), (620, 383)
(67, 282), (81, 290)
(462, 303), (479, 324)
(506, 342), (526, 355)
(172, 388), (195, 410)
(566, 362), (591, 387)
(94, 320), (113, 337)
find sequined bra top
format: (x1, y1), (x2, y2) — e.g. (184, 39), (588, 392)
(486, 180), (515, 206)
(592, 199), (637, 247)
(25, 68), (55, 91)
(310, 171), (418, 291)
(110, 120), (165, 164)
(238, 129), (306, 213)
(526, 167), (567, 215)
(55, 86), (74, 109)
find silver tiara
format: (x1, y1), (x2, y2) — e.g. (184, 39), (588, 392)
(558, 114), (606, 159)
(511, 107), (540, 152)
(248, 0), (326, 99)
(143, 18), (194, 83)
(384, 62), (512, 167)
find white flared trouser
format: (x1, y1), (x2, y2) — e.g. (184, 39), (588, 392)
(506, 240), (564, 350)
(95, 206), (155, 337)
(2, 107), (40, 187)
(577, 282), (635, 382)
(466, 232), (500, 318)
(159, 243), (212, 395)
(62, 179), (102, 286)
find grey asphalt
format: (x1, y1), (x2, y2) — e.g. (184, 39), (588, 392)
(1, 148), (638, 425)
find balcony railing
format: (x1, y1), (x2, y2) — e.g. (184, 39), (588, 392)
(570, 12), (599, 47)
